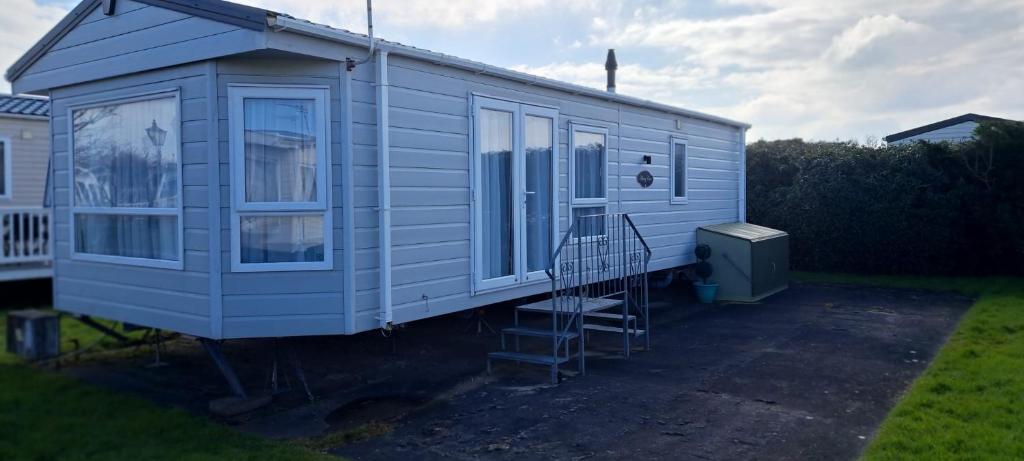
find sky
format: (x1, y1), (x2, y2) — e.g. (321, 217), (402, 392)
(2, 0), (1023, 141)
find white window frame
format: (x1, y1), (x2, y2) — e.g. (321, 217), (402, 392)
(669, 136), (689, 204)
(471, 94), (560, 293)
(67, 90), (184, 270)
(568, 123), (609, 238)
(0, 135), (11, 199)
(228, 84), (333, 273)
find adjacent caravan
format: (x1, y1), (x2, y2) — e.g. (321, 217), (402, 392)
(0, 94), (52, 282)
(6, 0), (750, 345)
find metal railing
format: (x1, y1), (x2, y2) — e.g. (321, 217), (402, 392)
(1, 208), (53, 265)
(544, 212), (651, 376)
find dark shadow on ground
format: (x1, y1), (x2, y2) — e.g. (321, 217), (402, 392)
(57, 282), (972, 460)
(0, 279), (52, 309)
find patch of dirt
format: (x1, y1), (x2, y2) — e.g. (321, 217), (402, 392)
(52, 282), (973, 460)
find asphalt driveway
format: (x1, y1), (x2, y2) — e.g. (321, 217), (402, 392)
(62, 281), (972, 460)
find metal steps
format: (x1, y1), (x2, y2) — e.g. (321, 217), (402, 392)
(501, 326), (579, 340)
(487, 351), (572, 366)
(486, 213), (652, 384)
(583, 324), (645, 335)
(583, 311), (635, 322)
(515, 297), (622, 314)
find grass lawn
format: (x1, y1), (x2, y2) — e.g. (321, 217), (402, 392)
(795, 272), (1024, 460)
(0, 313), (336, 461)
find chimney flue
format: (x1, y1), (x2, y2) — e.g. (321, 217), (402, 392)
(605, 49), (618, 93)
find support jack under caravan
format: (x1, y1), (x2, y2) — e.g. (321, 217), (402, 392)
(199, 338), (315, 416)
(199, 338), (248, 399)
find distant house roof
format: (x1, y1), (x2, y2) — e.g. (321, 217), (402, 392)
(0, 94), (49, 118)
(884, 113), (1015, 143)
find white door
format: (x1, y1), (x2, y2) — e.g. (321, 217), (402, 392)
(473, 96), (559, 291)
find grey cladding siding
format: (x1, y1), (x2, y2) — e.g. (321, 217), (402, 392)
(50, 63), (213, 336)
(12, 0), (263, 94)
(215, 56), (354, 339)
(0, 117), (49, 208)
(890, 121), (979, 145)
(350, 54), (743, 331)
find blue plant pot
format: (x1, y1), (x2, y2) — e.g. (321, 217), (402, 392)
(693, 282), (719, 304)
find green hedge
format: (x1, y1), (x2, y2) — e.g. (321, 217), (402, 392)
(746, 122), (1024, 275)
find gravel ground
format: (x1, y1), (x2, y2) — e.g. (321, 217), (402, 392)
(59, 281), (972, 460)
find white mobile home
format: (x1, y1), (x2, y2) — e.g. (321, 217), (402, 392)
(7, 0), (749, 348)
(0, 94), (52, 281)
(884, 113), (1015, 145)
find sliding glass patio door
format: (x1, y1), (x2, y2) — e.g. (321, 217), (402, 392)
(473, 96), (558, 292)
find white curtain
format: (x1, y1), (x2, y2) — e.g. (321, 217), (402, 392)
(71, 96), (180, 261)
(480, 109), (513, 279)
(240, 215), (324, 264)
(574, 131), (605, 199)
(525, 116), (553, 273)
(75, 214), (177, 260)
(239, 98), (324, 264)
(572, 206), (606, 238)
(242, 98), (317, 203)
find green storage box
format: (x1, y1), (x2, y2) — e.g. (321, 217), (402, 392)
(696, 223), (789, 302)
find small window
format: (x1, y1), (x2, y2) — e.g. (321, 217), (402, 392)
(0, 136), (10, 199)
(670, 137), (688, 204)
(569, 124), (608, 237)
(572, 206), (606, 239)
(70, 92), (182, 268)
(228, 85), (332, 272)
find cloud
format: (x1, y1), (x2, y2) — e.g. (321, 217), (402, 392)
(823, 14), (924, 62)
(2, 0), (1022, 142)
(0, 0), (67, 93)
(578, 0), (1024, 140)
(511, 62), (720, 106)
(250, 0), (550, 29)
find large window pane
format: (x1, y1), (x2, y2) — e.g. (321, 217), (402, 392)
(572, 206), (606, 238)
(74, 214), (178, 261)
(71, 95), (180, 266)
(480, 108), (514, 280)
(73, 97), (179, 208)
(240, 215), (325, 264)
(573, 131), (605, 199)
(243, 98), (318, 203)
(525, 115), (553, 272)
(673, 142), (686, 198)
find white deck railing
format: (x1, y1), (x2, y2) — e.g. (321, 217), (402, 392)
(1, 208), (52, 265)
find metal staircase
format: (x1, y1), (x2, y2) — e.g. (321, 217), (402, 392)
(487, 212), (651, 383)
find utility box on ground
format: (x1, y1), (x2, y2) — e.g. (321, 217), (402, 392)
(6, 309), (59, 360)
(697, 223), (789, 302)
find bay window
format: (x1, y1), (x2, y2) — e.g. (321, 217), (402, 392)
(569, 123), (608, 238)
(228, 86), (331, 272)
(70, 92), (182, 268)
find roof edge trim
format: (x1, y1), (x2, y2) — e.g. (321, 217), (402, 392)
(5, 0), (102, 84)
(883, 113), (1016, 143)
(6, 0), (268, 86)
(269, 14), (752, 130)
